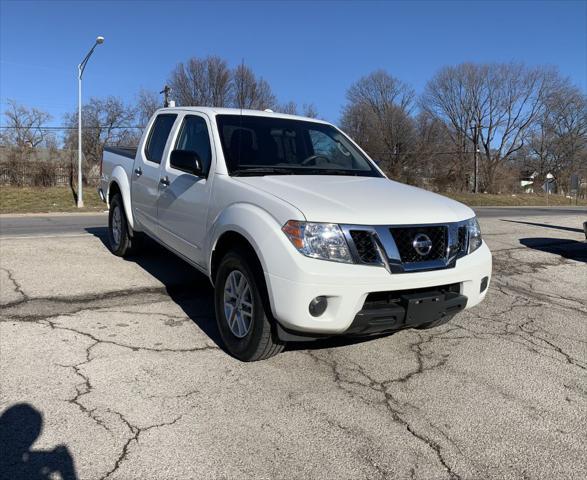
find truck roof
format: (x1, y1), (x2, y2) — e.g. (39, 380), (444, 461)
(153, 106), (330, 124)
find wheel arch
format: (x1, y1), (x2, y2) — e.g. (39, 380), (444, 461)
(108, 165), (134, 230)
(207, 202), (303, 284)
(210, 230), (262, 286)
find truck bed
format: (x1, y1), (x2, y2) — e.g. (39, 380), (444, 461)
(103, 146), (137, 159)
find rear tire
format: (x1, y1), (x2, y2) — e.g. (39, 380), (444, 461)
(214, 249), (284, 361)
(108, 193), (136, 257)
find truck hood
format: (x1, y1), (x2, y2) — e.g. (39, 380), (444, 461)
(235, 176), (475, 225)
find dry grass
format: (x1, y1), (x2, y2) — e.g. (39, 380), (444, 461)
(0, 186), (105, 214)
(0, 186), (584, 215)
(445, 192), (586, 207)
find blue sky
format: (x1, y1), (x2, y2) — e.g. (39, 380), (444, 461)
(1, 0), (586, 125)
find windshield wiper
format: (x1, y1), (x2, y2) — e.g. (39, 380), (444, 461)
(231, 166), (370, 177)
(303, 168), (365, 176)
(231, 167), (298, 177)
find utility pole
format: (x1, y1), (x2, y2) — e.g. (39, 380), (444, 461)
(470, 125), (480, 194)
(160, 85), (172, 107)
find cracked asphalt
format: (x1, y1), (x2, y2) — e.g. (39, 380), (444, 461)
(1, 213), (586, 480)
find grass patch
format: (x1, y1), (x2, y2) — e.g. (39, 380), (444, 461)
(0, 186), (105, 214)
(445, 192), (586, 207)
(0, 186), (584, 215)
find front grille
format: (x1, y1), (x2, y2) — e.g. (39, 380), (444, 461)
(389, 226), (447, 263)
(350, 230), (380, 264)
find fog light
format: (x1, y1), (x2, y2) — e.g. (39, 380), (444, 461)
(309, 296), (328, 317)
(480, 276), (489, 293)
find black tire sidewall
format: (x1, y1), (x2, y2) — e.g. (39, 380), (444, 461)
(108, 194), (130, 256)
(214, 251), (272, 360)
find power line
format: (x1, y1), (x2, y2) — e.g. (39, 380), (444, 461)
(0, 125), (143, 130)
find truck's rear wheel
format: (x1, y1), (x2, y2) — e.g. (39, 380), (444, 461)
(108, 193), (135, 257)
(214, 249), (284, 361)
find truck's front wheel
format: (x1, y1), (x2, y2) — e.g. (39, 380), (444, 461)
(214, 249), (284, 361)
(108, 193), (135, 257)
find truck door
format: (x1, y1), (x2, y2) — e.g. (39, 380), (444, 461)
(131, 113), (178, 235)
(157, 113), (215, 267)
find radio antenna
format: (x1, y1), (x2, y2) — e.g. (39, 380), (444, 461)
(238, 58), (245, 168)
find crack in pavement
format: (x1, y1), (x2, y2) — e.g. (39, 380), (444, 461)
(1, 267), (29, 304)
(491, 247), (574, 277)
(482, 285), (587, 371)
(0, 286), (180, 321)
(56, 339), (111, 433)
(304, 349), (465, 479)
(491, 248), (587, 314)
(294, 398), (394, 479)
(99, 411), (184, 480)
(498, 278), (587, 316)
(41, 317), (219, 354)
(386, 333), (450, 386)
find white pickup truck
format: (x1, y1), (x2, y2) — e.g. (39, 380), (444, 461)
(100, 107), (492, 361)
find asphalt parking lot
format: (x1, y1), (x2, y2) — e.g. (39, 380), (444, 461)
(1, 210), (586, 480)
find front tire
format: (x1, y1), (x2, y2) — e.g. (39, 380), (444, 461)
(214, 249), (284, 361)
(108, 193), (136, 257)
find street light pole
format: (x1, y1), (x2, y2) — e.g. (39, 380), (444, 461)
(474, 146), (479, 194)
(77, 36), (104, 208)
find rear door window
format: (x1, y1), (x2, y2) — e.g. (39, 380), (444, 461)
(145, 114), (177, 164)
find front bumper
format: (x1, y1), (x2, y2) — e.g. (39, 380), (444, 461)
(346, 288), (467, 336)
(265, 241), (491, 335)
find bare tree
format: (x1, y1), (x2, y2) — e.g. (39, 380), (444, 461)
(1, 100), (54, 148)
(169, 56), (232, 107)
(341, 70), (415, 178)
(232, 64), (276, 110)
(409, 110), (468, 190)
(63, 97), (137, 180)
(529, 82), (587, 190)
(277, 101), (298, 115)
(272, 101), (319, 118)
(422, 62), (559, 192)
(136, 89), (161, 127)
(302, 103), (319, 119)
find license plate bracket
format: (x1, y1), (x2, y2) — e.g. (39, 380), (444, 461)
(401, 291), (446, 326)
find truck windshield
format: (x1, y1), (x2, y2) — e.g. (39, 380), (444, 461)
(216, 115), (382, 177)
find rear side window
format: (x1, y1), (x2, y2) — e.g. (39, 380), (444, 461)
(145, 114), (177, 164)
(175, 115), (212, 175)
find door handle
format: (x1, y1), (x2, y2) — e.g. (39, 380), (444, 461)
(134, 167), (142, 177)
(159, 176), (170, 187)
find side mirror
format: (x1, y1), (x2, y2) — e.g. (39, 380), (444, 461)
(170, 150), (203, 176)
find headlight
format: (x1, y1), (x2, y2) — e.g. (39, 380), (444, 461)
(282, 220), (352, 263)
(467, 217), (483, 253)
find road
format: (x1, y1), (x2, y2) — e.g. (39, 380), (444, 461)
(0, 212), (108, 238)
(0, 206), (585, 238)
(1, 211), (586, 479)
